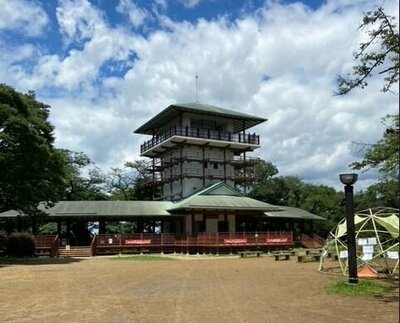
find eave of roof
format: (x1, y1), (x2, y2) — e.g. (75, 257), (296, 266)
(134, 102), (267, 135)
(265, 206), (325, 220)
(0, 201), (175, 218)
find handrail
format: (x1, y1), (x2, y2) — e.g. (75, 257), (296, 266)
(301, 233), (323, 248)
(90, 234), (98, 256)
(52, 235), (60, 257)
(312, 233), (325, 246)
(94, 231), (293, 248)
(140, 125), (260, 154)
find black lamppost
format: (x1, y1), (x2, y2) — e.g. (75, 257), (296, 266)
(339, 173), (358, 285)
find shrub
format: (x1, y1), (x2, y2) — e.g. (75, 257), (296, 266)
(6, 232), (35, 257)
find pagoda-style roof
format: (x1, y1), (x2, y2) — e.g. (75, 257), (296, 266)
(134, 102), (267, 135)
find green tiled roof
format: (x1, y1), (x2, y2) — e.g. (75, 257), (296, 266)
(0, 184), (323, 221)
(134, 102), (267, 135)
(168, 195), (280, 212)
(0, 201), (174, 218)
(167, 182), (280, 212)
(265, 206), (325, 220)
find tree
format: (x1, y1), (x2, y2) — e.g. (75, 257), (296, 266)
(250, 161), (345, 236)
(355, 179), (399, 210)
(335, 7), (399, 208)
(60, 149), (107, 200)
(107, 166), (137, 200)
(124, 160), (156, 200)
(350, 114), (399, 177)
(250, 161), (305, 206)
(336, 7), (399, 95)
(0, 84), (67, 213)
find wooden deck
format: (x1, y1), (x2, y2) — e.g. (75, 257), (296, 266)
(92, 232), (294, 255)
(33, 232), (297, 256)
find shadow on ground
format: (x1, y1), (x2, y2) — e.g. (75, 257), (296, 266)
(373, 278), (400, 304)
(0, 256), (83, 267)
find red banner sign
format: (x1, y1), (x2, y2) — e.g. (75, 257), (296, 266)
(125, 239), (151, 245)
(266, 238), (288, 243)
(224, 239), (248, 245)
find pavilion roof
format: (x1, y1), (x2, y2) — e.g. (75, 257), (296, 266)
(0, 184), (323, 221)
(0, 201), (174, 218)
(167, 182), (280, 212)
(134, 102), (267, 135)
(265, 206), (325, 220)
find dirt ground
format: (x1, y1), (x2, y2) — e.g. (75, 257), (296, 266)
(0, 255), (398, 323)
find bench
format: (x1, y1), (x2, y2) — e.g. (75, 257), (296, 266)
(297, 254), (321, 262)
(239, 251), (261, 258)
(35, 246), (54, 257)
(274, 253), (291, 261)
(305, 249), (323, 256)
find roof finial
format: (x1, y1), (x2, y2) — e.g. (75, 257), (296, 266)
(195, 72), (199, 103)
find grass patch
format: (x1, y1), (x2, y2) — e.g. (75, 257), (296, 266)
(112, 255), (175, 261)
(327, 280), (389, 296)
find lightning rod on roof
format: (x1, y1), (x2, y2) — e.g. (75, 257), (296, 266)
(195, 73), (199, 102)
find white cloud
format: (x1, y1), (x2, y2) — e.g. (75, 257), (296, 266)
(117, 0), (151, 28)
(180, 0), (201, 8)
(0, 0), (48, 36)
(56, 0), (107, 44)
(1, 0), (398, 191)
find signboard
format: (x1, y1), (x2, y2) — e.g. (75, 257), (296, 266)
(363, 245), (374, 253)
(108, 238), (113, 244)
(266, 238), (288, 243)
(339, 250), (348, 258)
(223, 239), (247, 245)
(361, 253), (373, 261)
(367, 237), (377, 245)
(357, 238), (368, 246)
(125, 239), (151, 245)
(387, 251), (399, 259)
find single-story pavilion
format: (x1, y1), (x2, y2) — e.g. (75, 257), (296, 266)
(0, 182), (325, 255)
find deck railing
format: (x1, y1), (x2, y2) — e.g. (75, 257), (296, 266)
(34, 235), (60, 257)
(140, 125), (260, 154)
(92, 231), (293, 255)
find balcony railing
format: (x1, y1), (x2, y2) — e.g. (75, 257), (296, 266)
(140, 125), (260, 154)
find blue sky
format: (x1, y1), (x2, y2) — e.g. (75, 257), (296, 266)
(0, 0), (398, 190)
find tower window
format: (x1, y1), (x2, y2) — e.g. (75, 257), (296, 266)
(213, 163), (218, 169)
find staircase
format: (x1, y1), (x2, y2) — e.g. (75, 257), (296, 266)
(58, 246), (92, 258)
(300, 234), (325, 249)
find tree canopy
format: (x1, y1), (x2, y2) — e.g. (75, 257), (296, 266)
(350, 114), (399, 177)
(336, 7), (399, 95)
(0, 84), (67, 213)
(60, 149), (107, 201)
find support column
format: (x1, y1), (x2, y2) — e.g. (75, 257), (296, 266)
(66, 221), (71, 245)
(99, 220), (106, 234)
(31, 217), (37, 235)
(57, 221), (62, 236)
(138, 218), (144, 233)
(16, 215), (22, 232)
